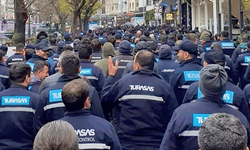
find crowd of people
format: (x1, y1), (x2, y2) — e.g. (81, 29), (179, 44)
(0, 24), (250, 150)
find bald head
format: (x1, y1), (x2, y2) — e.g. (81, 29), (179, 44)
(134, 50), (154, 71)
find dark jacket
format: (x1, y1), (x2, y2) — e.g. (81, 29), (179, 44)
(183, 81), (250, 122)
(33, 75), (104, 134)
(234, 52), (250, 89)
(232, 43), (248, 64)
(91, 51), (102, 64)
(169, 58), (203, 105)
(0, 85), (39, 150)
(29, 75), (42, 94)
(6, 53), (25, 67)
(219, 38), (236, 57)
(102, 69), (178, 147)
(61, 109), (122, 150)
(159, 97), (250, 150)
(112, 54), (133, 82)
(79, 60), (105, 95)
(27, 54), (47, 72)
(0, 62), (10, 91)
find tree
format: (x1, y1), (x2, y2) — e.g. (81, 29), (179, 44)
(81, 0), (101, 31)
(145, 9), (154, 25)
(13, 0), (37, 44)
(59, 0), (85, 35)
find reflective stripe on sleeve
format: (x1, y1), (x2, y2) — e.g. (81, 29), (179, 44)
(43, 103), (65, 111)
(0, 107), (35, 114)
(78, 143), (111, 149)
(119, 95), (164, 102)
(179, 130), (199, 137)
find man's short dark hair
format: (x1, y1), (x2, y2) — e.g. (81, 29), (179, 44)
(49, 38), (57, 45)
(10, 63), (31, 84)
(91, 39), (101, 52)
(61, 54), (80, 76)
(16, 43), (24, 52)
(221, 31), (229, 38)
(107, 36), (116, 46)
(198, 113), (248, 150)
(63, 45), (74, 51)
(33, 61), (49, 74)
(62, 79), (89, 111)
(0, 50), (5, 60)
(135, 50), (154, 70)
(161, 35), (168, 43)
(81, 37), (92, 45)
(78, 44), (92, 59)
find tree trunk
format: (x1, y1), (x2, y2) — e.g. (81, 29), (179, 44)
(13, 0), (28, 45)
(71, 12), (78, 35)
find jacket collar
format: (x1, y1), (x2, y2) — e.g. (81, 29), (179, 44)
(65, 109), (91, 116)
(180, 58), (199, 67)
(57, 75), (81, 82)
(132, 69), (163, 80)
(11, 84), (28, 90)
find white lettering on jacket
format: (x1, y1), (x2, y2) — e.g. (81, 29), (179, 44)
(75, 129), (95, 136)
(130, 85), (154, 92)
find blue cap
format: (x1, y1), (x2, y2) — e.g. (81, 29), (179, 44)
(64, 33), (71, 39)
(25, 44), (35, 50)
(119, 40), (131, 54)
(173, 40), (198, 55)
(36, 42), (51, 51)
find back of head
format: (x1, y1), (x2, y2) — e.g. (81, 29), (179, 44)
(78, 43), (92, 59)
(204, 50), (225, 67)
(134, 41), (148, 53)
(221, 31), (229, 38)
(0, 45), (8, 55)
(10, 63), (31, 84)
(144, 30), (150, 37)
(107, 36), (116, 46)
(0, 50), (5, 61)
(61, 54), (80, 76)
(198, 113), (247, 150)
(241, 34), (250, 43)
(119, 40), (131, 54)
(200, 31), (211, 42)
(161, 34), (168, 43)
(62, 79), (89, 111)
(16, 43), (24, 52)
(63, 45), (74, 52)
(211, 42), (223, 51)
(33, 120), (79, 150)
(135, 50), (154, 70)
(199, 64), (228, 97)
(49, 37), (57, 45)
(102, 42), (115, 58)
(186, 33), (198, 42)
(91, 39), (101, 52)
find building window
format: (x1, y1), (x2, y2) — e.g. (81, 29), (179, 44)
(132, 3), (134, 9)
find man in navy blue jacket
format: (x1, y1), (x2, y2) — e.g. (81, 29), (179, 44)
(0, 50), (10, 91)
(157, 44), (179, 83)
(6, 43), (26, 67)
(61, 79), (122, 150)
(102, 50), (178, 150)
(183, 50), (250, 122)
(26, 42), (51, 72)
(33, 54), (104, 135)
(159, 64), (250, 150)
(234, 41), (250, 89)
(0, 63), (39, 150)
(78, 43), (105, 95)
(169, 40), (203, 105)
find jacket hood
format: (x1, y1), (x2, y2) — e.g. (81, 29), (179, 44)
(102, 42), (115, 58)
(30, 75), (41, 85)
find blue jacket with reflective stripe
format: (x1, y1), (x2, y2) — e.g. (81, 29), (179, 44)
(61, 109), (122, 150)
(91, 51), (102, 64)
(159, 98), (250, 150)
(0, 62), (10, 91)
(0, 85), (39, 150)
(157, 59), (180, 83)
(169, 58), (202, 105)
(6, 53), (25, 67)
(183, 81), (250, 122)
(234, 52), (250, 89)
(79, 60), (105, 95)
(33, 75), (104, 135)
(102, 69), (178, 147)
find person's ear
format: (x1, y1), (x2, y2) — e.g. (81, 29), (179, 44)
(203, 60), (208, 67)
(246, 147), (249, 150)
(78, 66), (81, 74)
(84, 97), (90, 109)
(59, 63), (63, 74)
